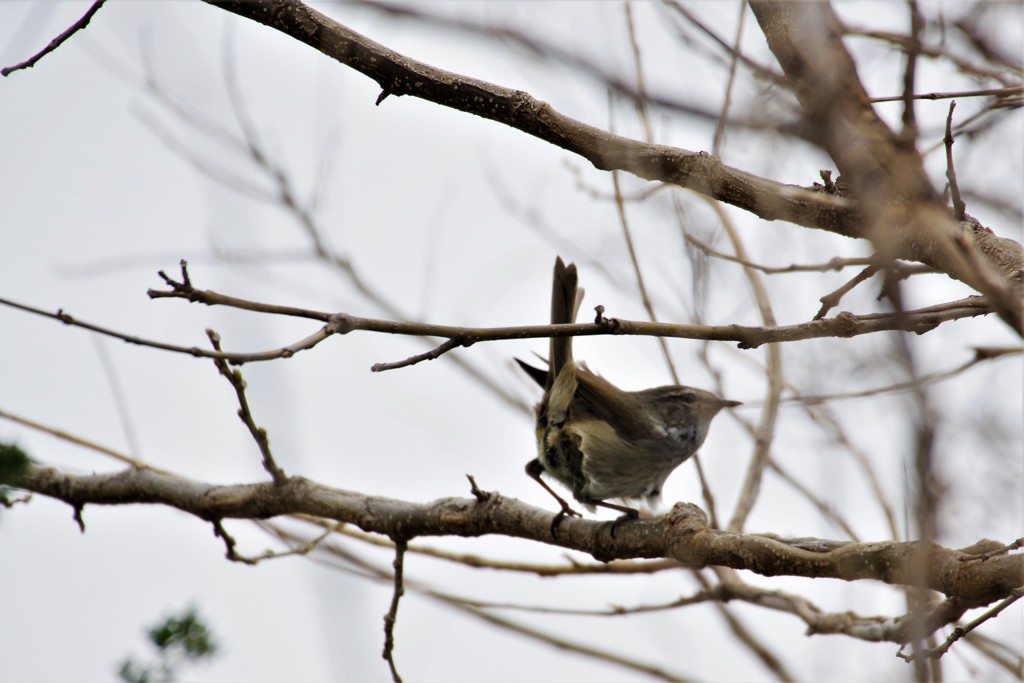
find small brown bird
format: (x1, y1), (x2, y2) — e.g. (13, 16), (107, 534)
(518, 257), (739, 526)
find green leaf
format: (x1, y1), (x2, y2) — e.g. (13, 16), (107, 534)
(147, 607), (217, 659)
(0, 443), (31, 485)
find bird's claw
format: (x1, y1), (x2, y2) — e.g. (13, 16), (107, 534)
(609, 509), (639, 539)
(550, 502), (583, 537)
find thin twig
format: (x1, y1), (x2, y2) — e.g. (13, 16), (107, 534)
(382, 538), (407, 683)
(236, 522), (338, 565)
(711, 2), (747, 156)
(719, 345), (903, 540)
(207, 330), (287, 484)
(263, 522), (694, 681)
(847, 27), (1020, 87)
(0, 408), (148, 470)
(954, 13), (1023, 72)
(870, 85), (1024, 103)
(882, 276), (943, 672)
(91, 338), (143, 460)
(685, 234), (936, 277)
(672, 196), (722, 529)
(606, 41), (677, 379)
(219, 517), (340, 566)
(944, 101), (967, 220)
(776, 348), (1021, 405)
(898, 0), (923, 140)
(623, 3), (654, 143)
(769, 459), (860, 541)
(958, 538), (1024, 563)
(662, 1), (784, 91)
(897, 589), (1024, 662)
(815, 265), (880, 320)
(699, 569), (794, 680)
(700, 200), (782, 536)
(1, 0), (108, 77)
(961, 631), (1024, 677)
(452, 603), (689, 682)
(690, 198), (789, 675)
(611, 168), (678, 379)
(371, 338), (463, 372)
(0, 292), (331, 364)
(0, 279), (994, 372)
(142, 62), (526, 412)
(151, 261), (330, 320)
(212, 519), (243, 561)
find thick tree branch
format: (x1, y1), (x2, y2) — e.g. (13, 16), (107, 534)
(748, 1), (1023, 333)
(202, 1), (855, 230)
(13, 463), (1022, 616)
(201, 0), (1023, 334)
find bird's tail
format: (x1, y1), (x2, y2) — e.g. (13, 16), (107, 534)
(548, 257), (583, 391)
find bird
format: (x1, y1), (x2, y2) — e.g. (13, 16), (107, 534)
(517, 257), (740, 528)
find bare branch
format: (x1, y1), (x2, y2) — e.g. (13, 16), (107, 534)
(749, 1), (1023, 333)
(0, 292), (333, 364)
(382, 538), (407, 683)
(264, 523), (694, 682)
(197, 0), (1022, 334)
(944, 101), (967, 220)
(815, 265), (880, 320)
(207, 330), (287, 484)
(1, 0), (108, 77)
(200, 3), (859, 232)
(870, 85), (1024, 103)
(897, 589), (1024, 662)
(11, 463), (1023, 616)
(370, 338), (462, 372)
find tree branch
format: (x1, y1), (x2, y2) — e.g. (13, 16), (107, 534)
(1, 0), (108, 77)
(147, 265), (993, 354)
(12, 463), (1022, 616)
(198, 0), (1023, 335)
(748, 1), (1023, 333)
(202, 1), (855, 229)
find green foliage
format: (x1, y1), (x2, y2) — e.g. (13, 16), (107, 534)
(0, 442), (31, 507)
(117, 607), (218, 683)
(0, 442), (30, 484)
(118, 660), (152, 683)
(147, 609), (217, 658)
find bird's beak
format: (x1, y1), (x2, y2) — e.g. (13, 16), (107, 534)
(720, 399), (742, 408)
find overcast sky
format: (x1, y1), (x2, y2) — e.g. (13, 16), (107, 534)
(2, 2), (1022, 682)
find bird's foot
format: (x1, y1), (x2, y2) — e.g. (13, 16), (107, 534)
(609, 508), (640, 538)
(550, 501), (583, 537)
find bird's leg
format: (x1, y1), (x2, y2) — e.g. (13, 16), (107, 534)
(585, 498), (639, 538)
(526, 459), (582, 536)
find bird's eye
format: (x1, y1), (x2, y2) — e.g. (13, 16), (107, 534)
(676, 392), (696, 404)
